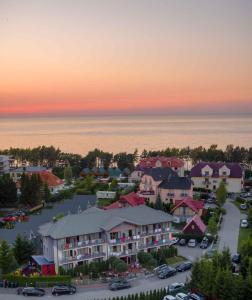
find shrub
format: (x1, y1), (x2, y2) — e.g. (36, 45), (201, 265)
(2, 275), (71, 287)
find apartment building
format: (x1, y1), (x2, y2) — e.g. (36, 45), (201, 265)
(38, 205), (173, 273)
(0, 155), (11, 175)
(191, 162), (244, 193)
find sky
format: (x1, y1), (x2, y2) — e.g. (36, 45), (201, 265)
(0, 0), (252, 116)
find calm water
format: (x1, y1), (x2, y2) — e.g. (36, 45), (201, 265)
(0, 114), (251, 154)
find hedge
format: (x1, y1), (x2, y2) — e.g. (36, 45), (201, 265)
(2, 275), (71, 287)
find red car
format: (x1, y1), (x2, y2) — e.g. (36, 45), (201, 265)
(3, 216), (17, 222)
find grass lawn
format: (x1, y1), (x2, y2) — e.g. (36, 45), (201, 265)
(238, 227), (251, 251)
(166, 256), (186, 266)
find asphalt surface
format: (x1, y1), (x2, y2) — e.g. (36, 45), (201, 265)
(218, 199), (244, 255)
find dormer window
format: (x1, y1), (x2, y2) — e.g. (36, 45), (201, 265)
(204, 171), (209, 176)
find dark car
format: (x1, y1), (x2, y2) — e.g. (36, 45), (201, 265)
(109, 279), (131, 291)
(179, 239), (186, 246)
(18, 287), (45, 297)
(200, 238), (209, 249)
(232, 254), (241, 264)
(176, 261), (193, 272)
(158, 267), (177, 279)
(52, 284), (76, 296)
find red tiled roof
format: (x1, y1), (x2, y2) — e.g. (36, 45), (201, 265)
(172, 197), (204, 213)
(120, 192), (145, 206)
(37, 171), (64, 187)
(138, 156), (184, 169)
(104, 192), (145, 210)
(183, 214), (206, 234)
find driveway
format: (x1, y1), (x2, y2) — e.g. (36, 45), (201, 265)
(218, 199), (244, 255)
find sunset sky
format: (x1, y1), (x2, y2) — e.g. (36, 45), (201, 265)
(0, 0), (252, 116)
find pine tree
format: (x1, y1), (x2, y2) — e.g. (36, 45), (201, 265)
(43, 182), (51, 202)
(0, 240), (17, 274)
(155, 193), (163, 210)
(64, 165), (73, 185)
(216, 181), (227, 207)
(13, 234), (34, 265)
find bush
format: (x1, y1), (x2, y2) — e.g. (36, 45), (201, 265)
(2, 275), (71, 287)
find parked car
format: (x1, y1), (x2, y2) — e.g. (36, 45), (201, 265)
(179, 239), (186, 246)
(200, 238), (209, 249)
(158, 267), (177, 279)
(188, 239), (197, 247)
(176, 261), (192, 272)
(205, 248), (217, 258)
(0, 219), (6, 227)
(18, 287), (45, 297)
(52, 284), (76, 296)
(240, 203), (248, 210)
(241, 219), (249, 228)
(232, 253), (241, 264)
(206, 198), (215, 204)
(2, 216), (17, 222)
(109, 279), (131, 291)
(176, 292), (189, 300)
(154, 264), (168, 274)
(170, 237), (179, 246)
(188, 292), (206, 300)
(163, 295), (176, 300)
(166, 282), (185, 293)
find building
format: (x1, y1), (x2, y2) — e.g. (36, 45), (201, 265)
(11, 167), (64, 194)
(96, 191), (116, 200)
(182, 214), (206, 235)
(138, 168), (193, 204)
(171, 197), (204, 223)
(191, 162), (244, 193)
(38, 205), (173, 273)
(0, 155), (11, 175)
(130, 156), (185, 182)
(104, 192), (145, 210)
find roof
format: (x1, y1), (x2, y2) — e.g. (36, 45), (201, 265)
(158, 176), (192, 190)
(138, 157), (184, 168)
(105, 192), (145, 210)
(144, 167), (177, 181)
(182, 215), (206, 234)
(12, 166), (47, 173)
(31, 255), (53, 265)
(172, 198), (204, 213)
(38, 205), (173, 239)
(191, 162), (243, 178)
(38, 171), (64, 187)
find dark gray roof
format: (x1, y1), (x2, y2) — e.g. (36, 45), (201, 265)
(12, 166), (47, 173)
(158, 176), (192, 190)
(38, 205), (173, 239)
(144, 167), (177, 181)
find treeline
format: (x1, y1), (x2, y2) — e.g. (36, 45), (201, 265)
(1, 144), (252, 172)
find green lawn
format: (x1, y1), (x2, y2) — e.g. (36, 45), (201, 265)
(166, 256), (186, 266)
(238, 227), (251, 251)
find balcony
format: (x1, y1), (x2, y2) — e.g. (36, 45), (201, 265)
(139, 239), (172, 249)
(138, 190), (155, 195)
(60, 252), (106, 264)
(110, 249), (138, 257)
(109, 236), (140, 244)
(61, 239), (105, 250)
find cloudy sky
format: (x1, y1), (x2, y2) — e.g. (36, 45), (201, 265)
(0, 0), (252, 116)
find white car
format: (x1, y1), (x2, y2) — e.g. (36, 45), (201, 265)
(163, 296), (176, 300)
(241, 219), (249, 228)
(176, 293), (189, 300)
(170, 237), (179, 246)
(166, 282), (185, 293)
(188, 239), (197, 247)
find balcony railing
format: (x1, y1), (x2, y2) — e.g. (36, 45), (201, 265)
(139, 239), (172, 249)
(110, 249), (138, 257)
(60, 239), (105, 250)
(60, 252), (106, 264)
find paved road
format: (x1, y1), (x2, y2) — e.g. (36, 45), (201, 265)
(218, 199), (244, 255)
(0, 271), (190, 300)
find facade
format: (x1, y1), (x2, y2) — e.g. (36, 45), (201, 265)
(138, 168), (192, 204)
(191, 162), (244, 193)
(182, 214), (206, 235)
(130, 156), (185, 182)
(171, 198), (204, 223)
(104, 192), (145, 210)
(0, 155), (11, 175)
(38, 205), (173, 273)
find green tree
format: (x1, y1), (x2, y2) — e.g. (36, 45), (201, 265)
(13, 234), (34, 265)
(64, 165), (73, 185)
(155, 194), (163, 211)
(216, 181), (227, 207)
(0, 240), (17, 274)
(115, 261), (128, 273)
(43, 182), (51, 202)
(0, 174), (17, 207)
(207, 217), (218, 236)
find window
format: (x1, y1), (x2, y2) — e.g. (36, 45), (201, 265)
(222, 171), (227, 176)
(204, 171), (209, 176)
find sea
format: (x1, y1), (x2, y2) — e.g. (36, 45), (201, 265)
(0, 114), (251, 155)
